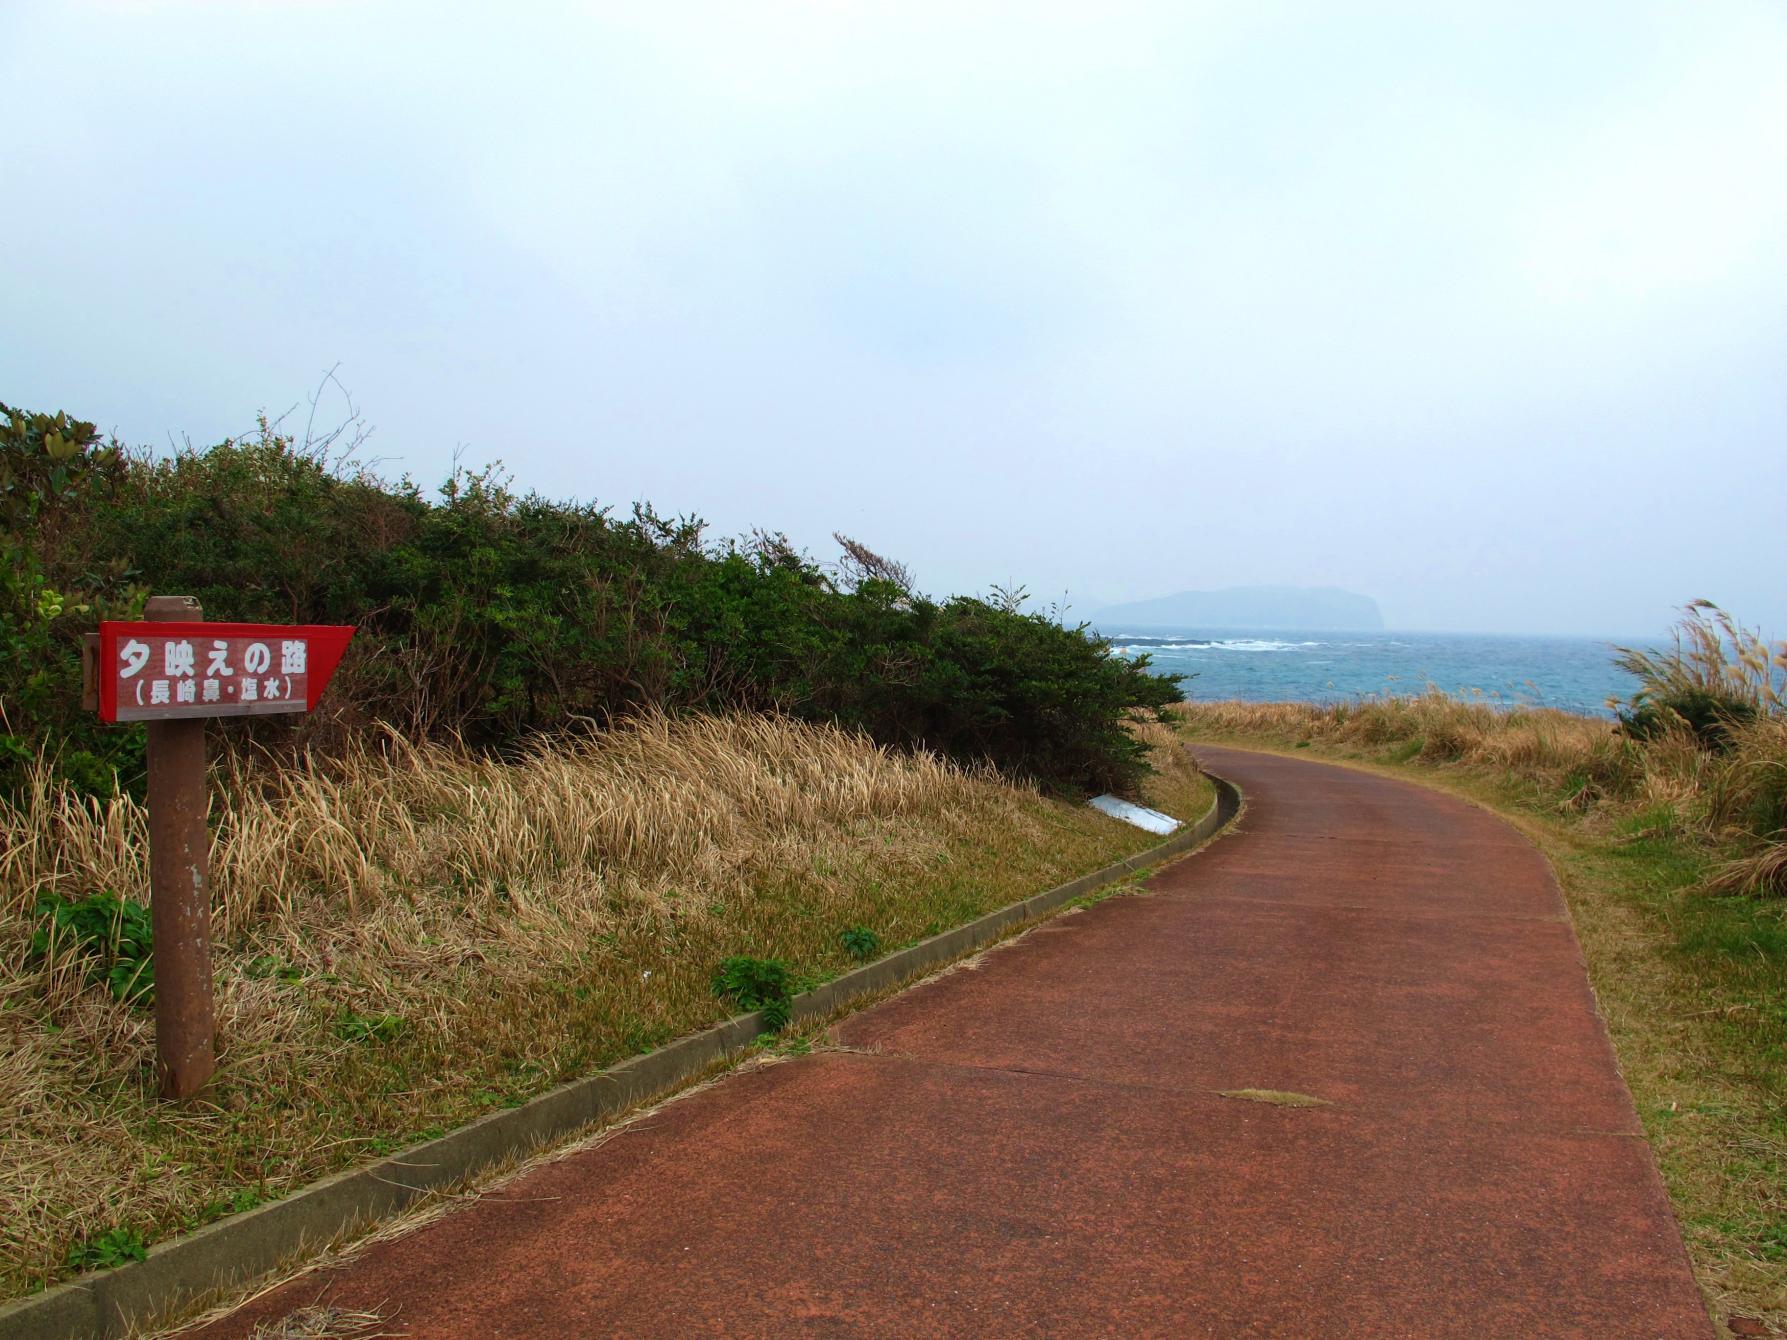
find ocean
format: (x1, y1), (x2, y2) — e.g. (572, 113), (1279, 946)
(1106, 629), (1649, 717)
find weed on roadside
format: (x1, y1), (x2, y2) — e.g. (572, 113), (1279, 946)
(712, 956), (793, 1031)
(839, 926), (881, 961)
(63, 1226), (147, 1273)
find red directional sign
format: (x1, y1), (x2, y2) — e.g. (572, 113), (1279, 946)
(95, 621), (354, 723)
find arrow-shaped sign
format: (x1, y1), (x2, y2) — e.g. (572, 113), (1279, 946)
(94, 621), (355, 723)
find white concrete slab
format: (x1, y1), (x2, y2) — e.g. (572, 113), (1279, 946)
(1087, 794), (1181, 834)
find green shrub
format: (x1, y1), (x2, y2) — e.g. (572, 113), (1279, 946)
(1615, 602), (1781, 752)
(711, 955), (793, 1030)
(1617, 689), (1756, 751)
(2, 402), (1182, 794)
(0, 404), (143, 797)
(29, 891), (154, 1004)
(63, 1227), (148, 1273)
(840, 925), (881, 960)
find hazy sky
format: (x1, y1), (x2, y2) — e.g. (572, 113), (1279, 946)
(5, 2), (1784, 636)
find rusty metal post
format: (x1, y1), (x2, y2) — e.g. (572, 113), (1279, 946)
(144, 594), (215, 1100)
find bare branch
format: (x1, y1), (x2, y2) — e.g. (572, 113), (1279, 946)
(832, 532), (914, 593)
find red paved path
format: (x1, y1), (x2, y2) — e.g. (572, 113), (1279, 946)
(188, 746), (1712, 1338)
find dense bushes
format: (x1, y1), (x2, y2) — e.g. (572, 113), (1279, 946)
(0, 407), (144, 797)
(1, 403), (1181, 795)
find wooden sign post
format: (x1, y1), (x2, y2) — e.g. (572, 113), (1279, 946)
(89, 599), (353, 1100)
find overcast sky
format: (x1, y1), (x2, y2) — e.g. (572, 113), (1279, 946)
(5, 1), (1784, 636)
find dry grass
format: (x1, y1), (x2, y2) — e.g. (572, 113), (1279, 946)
(1, 711), (1207, 1299)
(1216, 1089), (1330, 1108)
(1127, 711), (1209, 817)
(1178, 692), (1786, 885)
(248, 1304), (395, 1338)
(1176, 696), (1787, 1329)
(1616, 600), (1787, 719)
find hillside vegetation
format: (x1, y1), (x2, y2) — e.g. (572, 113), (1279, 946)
(1, 402), (1181, 797)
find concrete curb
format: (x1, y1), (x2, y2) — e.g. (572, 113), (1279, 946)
(0, 768), (1242, 1340)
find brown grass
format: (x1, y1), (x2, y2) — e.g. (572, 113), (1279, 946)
(1615, 600), (1787, 719)
(1217, 1089), (1330, 1108)
(1177, 692), (1785, 887)
(249, 1304), (394, 1338)
(1, 711), (1209, 1299)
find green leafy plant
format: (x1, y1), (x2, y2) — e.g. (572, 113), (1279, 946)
(335, 1010), (404, 1043)
(1, 403), (142, 799)
(196, 1186), (264, 1222)
(29, 891), (154, 1004)
(711, 955), (793, 1031)
(839, 925), (881, 961)
(64, 1226), (147, 1272)
(244, 955), (304, 983)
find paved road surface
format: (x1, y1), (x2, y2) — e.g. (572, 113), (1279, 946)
(188, 745), (1711, 1338)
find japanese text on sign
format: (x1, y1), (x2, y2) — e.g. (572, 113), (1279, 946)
(94, 622), (355, 723)
(117, 635), (308, 716)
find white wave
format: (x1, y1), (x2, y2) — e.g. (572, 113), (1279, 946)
(1112, 637), (1322, 655)
(1207, 638), (1320, 652)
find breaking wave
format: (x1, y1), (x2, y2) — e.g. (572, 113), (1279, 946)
(1111, 636), (1321, 655)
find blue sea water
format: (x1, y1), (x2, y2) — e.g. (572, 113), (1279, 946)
(1106, 629), (1649, 717)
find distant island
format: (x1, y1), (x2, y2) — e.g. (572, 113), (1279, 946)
(1090, 585), (1386, 632)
